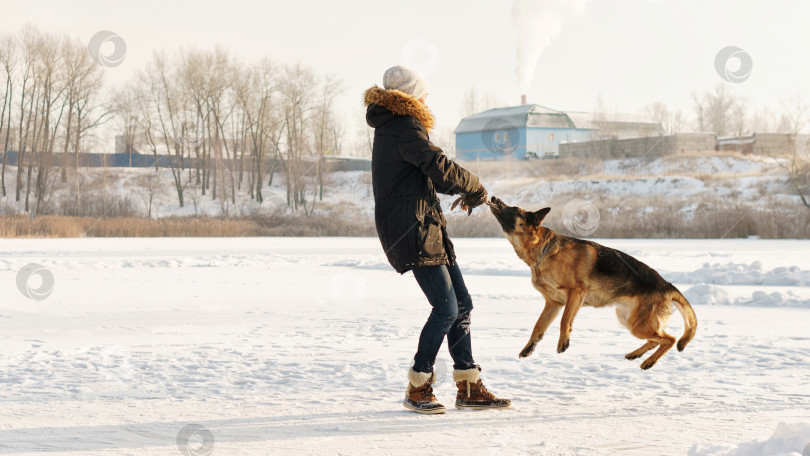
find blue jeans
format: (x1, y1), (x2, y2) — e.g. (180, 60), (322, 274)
(411, 262), (476, 373)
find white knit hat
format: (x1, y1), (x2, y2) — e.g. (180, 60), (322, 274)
(383, 65), (428, 99)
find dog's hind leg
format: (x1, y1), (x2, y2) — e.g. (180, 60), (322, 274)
(625, 341), (658, 360)
(519, 300), (563, 358)
(639, 333), (676, 370)
(630, 325), (676, 370)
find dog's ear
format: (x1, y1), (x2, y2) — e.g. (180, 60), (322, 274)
(527, 207), (551, 226)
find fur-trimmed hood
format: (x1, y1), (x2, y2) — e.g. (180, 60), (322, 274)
(364, 86), (435, 133)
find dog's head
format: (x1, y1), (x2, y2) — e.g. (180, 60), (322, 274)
(489, 196), (551, 252)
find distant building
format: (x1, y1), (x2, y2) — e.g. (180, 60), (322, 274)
(717, 133), (809, 157)
(559, 133), (716, 159)
(115, 134), (144, 156)
(453, 104), (663, 160)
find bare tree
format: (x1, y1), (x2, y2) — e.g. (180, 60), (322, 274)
(31, 30), (68, 216)
(60, 35), (103, 179)
(177, 48), (209, 193)
(750, 106), (776, 133)
(459, 87), (502, 118)
(234, 57), (281, 203)
(730, 98), (749, 137)
(64, 37), (108, 213)
(280, 63), (317, 214)
(15, 24), (38, 204)
(313, 74), (342, 201)
(0, 33), (17, 197)
(671, 110), (687, 134)
(110, 81), (142, 166)
(778, 94), (808, 136)
(774, 95), (810, 210)
(141, 51), (189, 207)
(691, 92), (705, 132)
(201, 47), (238, 208)
(642, 101), (671, 133)
(134, 169), (164, 217)
(693, 84), (744, 136)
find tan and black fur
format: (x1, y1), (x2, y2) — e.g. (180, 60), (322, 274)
(488, 197), (697, 369)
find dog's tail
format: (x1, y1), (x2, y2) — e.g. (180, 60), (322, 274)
(670, 290), (697, 352)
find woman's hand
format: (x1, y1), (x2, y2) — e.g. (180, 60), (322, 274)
(451, 184), (488, 216)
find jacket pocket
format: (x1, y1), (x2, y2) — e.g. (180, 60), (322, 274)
(417, 213), (445, 258)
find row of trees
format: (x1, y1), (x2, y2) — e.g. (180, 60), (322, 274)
(0, 25), (108, 215)
(114, 48), (342, 214)
(647, 85), (806, 138)
(0, 25), (343, 216)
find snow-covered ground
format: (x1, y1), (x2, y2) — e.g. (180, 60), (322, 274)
(1, 237), (808, 455)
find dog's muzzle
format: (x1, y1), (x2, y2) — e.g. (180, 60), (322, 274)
(487, 196), (505, 211)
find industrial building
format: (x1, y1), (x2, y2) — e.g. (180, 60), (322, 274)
(454, 102), (663, 160)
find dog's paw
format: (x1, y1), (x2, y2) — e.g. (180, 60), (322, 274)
(625, 353), (642, 361)
(556, 339), (569, 354)
(519, 344), (536, 358)
(640, 359), (656, 370)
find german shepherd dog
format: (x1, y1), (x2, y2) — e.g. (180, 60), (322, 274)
(487, 196), (697, 369)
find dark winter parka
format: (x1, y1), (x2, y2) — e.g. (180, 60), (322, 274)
(364, 86), (480, 273)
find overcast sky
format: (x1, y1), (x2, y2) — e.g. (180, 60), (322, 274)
(3, 0), (809, 150)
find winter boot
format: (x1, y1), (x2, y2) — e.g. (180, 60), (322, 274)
(403, 368), (446, 415)
(454, 366), (512, 410)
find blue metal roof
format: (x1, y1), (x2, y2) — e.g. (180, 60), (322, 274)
(453, 104), (574, 134)
(454, 104), (663, 135)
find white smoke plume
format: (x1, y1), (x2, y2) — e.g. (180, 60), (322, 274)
(513, 0), (589, 92)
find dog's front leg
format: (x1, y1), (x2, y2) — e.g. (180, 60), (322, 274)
(557, 290), (585, 353)
(520, 300), (563, 358)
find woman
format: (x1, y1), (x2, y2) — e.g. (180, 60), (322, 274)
(364, 66), (511, 414)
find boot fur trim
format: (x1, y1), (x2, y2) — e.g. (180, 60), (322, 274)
(408, 368), (434, 388)
(453, 367), (481, 384)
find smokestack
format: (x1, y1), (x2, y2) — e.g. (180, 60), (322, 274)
(521, 94), (527, 105)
